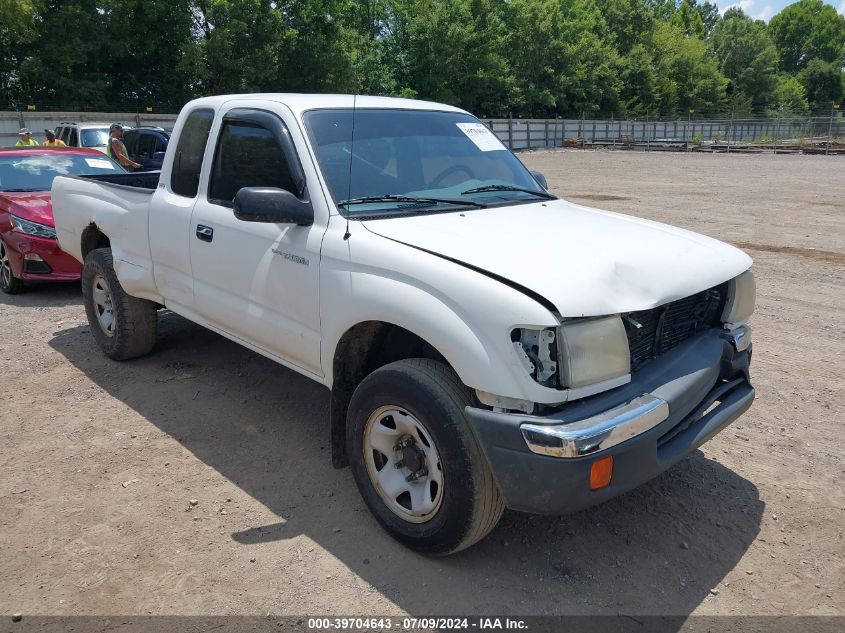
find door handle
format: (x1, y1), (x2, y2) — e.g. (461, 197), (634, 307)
(196, 224), (214, 242)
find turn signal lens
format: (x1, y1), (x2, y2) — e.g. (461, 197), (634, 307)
(590, 456), (613, 491)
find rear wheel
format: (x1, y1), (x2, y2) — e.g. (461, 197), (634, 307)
(347, 358), (504, 555)
(81, 248), (157, 360)
(0, 240), (24, 294)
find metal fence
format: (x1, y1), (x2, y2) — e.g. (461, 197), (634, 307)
(4, 109), (844, 154)
(485, 115), (845, 153)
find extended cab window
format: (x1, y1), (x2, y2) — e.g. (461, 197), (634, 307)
(208, 118), (297, 205)
(171, 108), (214, 197)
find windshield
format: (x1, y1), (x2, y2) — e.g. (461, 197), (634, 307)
(81, 128), (110, 147)
(0, 153), (124, 191)
(303, 109), (552, 216)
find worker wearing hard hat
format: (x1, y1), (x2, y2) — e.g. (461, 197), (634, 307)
(15, 128), (39, 146)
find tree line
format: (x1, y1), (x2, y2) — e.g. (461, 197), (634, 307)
(1, 0), (843, 118)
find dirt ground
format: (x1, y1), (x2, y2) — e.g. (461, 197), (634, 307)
(1, 151), (843, 620)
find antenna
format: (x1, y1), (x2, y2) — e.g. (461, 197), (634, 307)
(343, 94), (357, 241)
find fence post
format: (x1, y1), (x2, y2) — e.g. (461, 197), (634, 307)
(827, 103), (836, 155)
(610, 113), (615, 150)
(544, 119), (549, 148)
(646, 114), (650, 151)
(727, 109), (733, 154)
(507, 112), (513, 150)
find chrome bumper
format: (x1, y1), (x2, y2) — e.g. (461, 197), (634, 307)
(520, 394), (669, 458)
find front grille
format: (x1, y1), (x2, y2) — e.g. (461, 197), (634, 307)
(624, 284), (727, 371)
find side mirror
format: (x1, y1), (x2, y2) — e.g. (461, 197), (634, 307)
(530, 171), (548, 190)
(233, 187), (314, 226)
(152, 151), (166, 161)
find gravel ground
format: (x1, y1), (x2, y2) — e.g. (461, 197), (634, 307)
(1, 150), (842, 619)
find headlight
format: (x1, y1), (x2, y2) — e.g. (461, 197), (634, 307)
(558, 315), (631, 389)
(10, 215), (57, 240)
(721, 269), (755, 326)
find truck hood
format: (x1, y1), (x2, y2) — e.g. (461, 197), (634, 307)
(0, 192), (54, 226)
(361, 199), (752, 317)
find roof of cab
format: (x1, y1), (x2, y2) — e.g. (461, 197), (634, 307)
(183, 93), (468, 117)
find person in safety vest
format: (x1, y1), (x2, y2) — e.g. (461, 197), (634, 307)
(43, 129), (66, 147)
(106, 123), (141, 170)
(15, 128), (39, 146)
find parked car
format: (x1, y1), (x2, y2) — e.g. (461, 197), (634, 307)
(122, 126), (170, 171)
(54, 122), (128, 155)
(0, 147), (125, 293)
(52, 94), (756, 554)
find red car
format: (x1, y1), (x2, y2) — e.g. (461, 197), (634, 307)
(0, 147), (124, 294)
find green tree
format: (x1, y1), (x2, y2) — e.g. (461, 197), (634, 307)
(711, 8), (779, 110)
(102, 0), (200, 109)
(798, 58), (844, 111)
(391, 0), (518, 117)
(671, 0), (706, 39)
(16, 0), (111, 109)
(597, 0), (654, 54)
(190, 0), (292, 95)
(0, 0), (36, 106)
(769, 0), (845, 73)
(505, 0), (620, 116)
(618, 44), (658, 115)
(651, 21), (728, 116)
(767, 74), (810, 115)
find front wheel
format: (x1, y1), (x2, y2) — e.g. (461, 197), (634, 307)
(81, 248), (157, 360)
(347, 358), (504, 555)
(0, 240), (24, 294)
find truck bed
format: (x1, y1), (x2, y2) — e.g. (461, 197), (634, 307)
(52, 172), (160, 302)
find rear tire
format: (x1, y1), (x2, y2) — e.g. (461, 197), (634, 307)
(0, 240), (24, 294)
(347, 358), (504, 555)
(81, 248), (157, 360)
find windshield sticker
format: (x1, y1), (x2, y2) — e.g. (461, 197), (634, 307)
(456, 123), (507, 152)
(84, 158), (115, 169)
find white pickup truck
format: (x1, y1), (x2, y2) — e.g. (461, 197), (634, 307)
(52, 94), (756, 554)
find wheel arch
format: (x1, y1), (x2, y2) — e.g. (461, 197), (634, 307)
(329, 320), (463, 468)
(80, 223), (111, 259)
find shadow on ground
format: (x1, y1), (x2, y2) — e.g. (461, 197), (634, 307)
(0, 280), (81, 308)
(49, 311), (764, 617)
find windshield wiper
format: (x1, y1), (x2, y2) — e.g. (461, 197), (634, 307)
(339, 194), (486, 209)
(460, 184), (555, 199)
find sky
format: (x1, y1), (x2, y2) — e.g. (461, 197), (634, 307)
(716, 0), (845, 22)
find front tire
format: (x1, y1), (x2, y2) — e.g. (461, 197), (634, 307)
(347, 358), (504, 555)
(81, 248), (157, 360)
(0, 240), (24, 294)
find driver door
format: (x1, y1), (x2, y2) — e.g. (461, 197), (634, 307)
(188, 104), (325, 377)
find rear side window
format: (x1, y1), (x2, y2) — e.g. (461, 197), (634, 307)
(69, 128), (78, 147)
(171, 108), (214, 197)
(58, 127), (69, 143)
(208, 120), (296, 204)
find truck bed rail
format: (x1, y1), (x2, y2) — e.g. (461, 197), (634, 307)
(81, 171), (160, 191)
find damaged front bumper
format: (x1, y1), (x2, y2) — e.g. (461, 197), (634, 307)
(464, 327), (754, 515)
